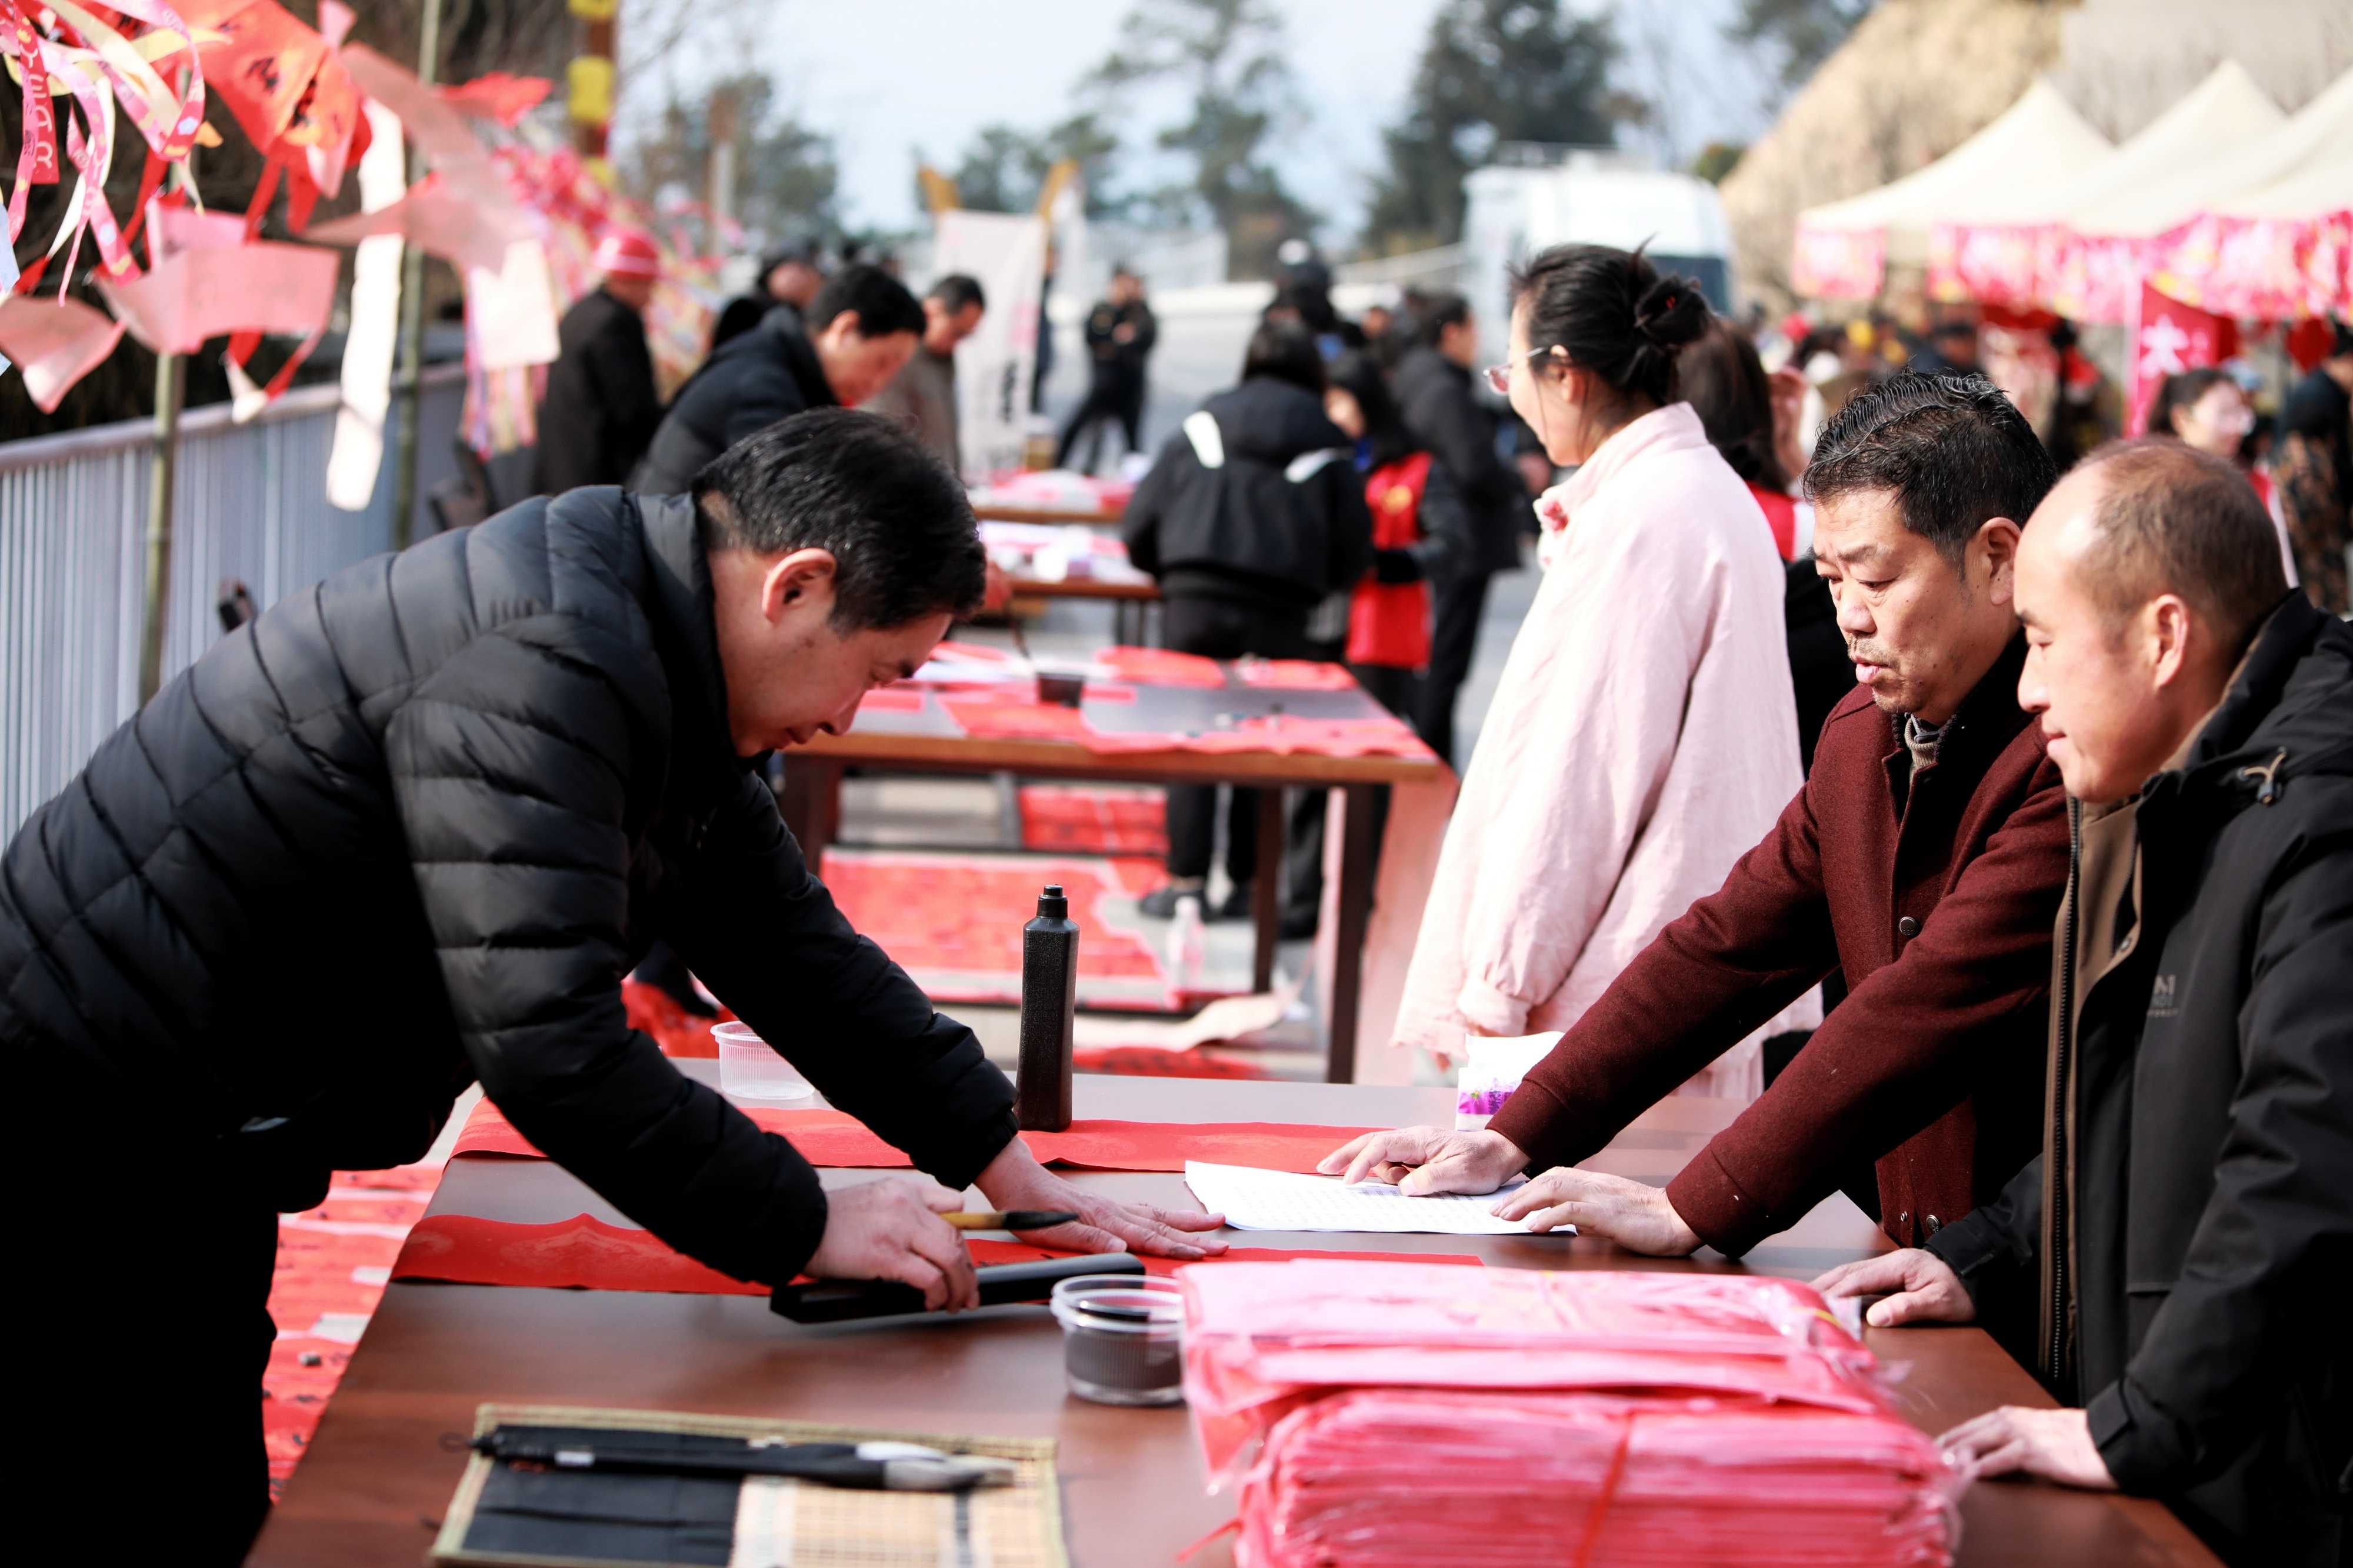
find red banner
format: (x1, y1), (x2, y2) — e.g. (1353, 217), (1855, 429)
(2127, 280), (2239, 436)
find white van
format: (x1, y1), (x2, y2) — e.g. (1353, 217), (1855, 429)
(1462, 150), (1738, 373)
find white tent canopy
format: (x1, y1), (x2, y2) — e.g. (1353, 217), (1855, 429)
(1797, 79), (2112, 266)
(1988, 61), (2284, 228)
(2071, 66), (2353, 238)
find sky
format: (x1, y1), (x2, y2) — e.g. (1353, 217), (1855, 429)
(620, 0), (1776, 243)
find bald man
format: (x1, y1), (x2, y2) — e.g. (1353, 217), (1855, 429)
(1816, 438), (2353, 1568)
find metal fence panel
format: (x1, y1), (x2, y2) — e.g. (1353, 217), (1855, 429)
(0, 368), (465, 839)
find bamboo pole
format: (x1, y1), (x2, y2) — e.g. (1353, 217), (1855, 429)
(388, 0), (445, 551)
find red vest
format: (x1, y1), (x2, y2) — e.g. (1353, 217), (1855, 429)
(1748, 481), (1801, 562)
(1347, 452), (1434, 670)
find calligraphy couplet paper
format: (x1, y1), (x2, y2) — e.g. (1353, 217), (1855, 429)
(1182, 1161), (1546, 1236)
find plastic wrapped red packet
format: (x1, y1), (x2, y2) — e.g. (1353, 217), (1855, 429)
(1178, 1263), (1959, 1568)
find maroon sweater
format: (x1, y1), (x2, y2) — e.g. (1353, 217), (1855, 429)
(1488, 636), (2065, 1254)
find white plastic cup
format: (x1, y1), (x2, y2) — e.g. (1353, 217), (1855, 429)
(711, 1022), (815, 1103)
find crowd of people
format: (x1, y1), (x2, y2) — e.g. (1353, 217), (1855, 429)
(8, 210), (2349, 1568)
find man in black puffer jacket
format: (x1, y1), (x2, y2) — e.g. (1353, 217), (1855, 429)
(1121, 321), (1374, 918)
(1817, 441), (2353, 1567)
(634, 264), (925, 495)
(6, 411), (1222, 1563)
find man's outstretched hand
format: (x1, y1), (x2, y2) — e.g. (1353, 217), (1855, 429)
(1491, 1168), (1701, 1255)
(1317, 1126), (1528, 1195)
(804, 1175), (978, 1311)
(1812, 1247), (1976, 1328)
(977, 1139), (1227, 1260)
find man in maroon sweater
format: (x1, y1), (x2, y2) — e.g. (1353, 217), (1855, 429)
(1325, 373), (2068, 1280)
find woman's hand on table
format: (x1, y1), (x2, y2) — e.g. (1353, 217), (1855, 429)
(805, 1176), (979, 1311)
(1939, 1407), (2117, 1490)
(1318, 1126), (1528, 1195)
(1812, 1248), (1975, 1327)
(976, 1140), (1228, 1260)
(1492, 1168), (1701, 1255)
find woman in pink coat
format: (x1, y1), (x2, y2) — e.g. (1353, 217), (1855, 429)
(1392, 245), (1815, 1093)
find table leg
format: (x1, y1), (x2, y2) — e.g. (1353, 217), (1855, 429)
(1252, 786), (1284, 993)
(1325, 783), (1379, 1084)
(780, 756), (843, 870)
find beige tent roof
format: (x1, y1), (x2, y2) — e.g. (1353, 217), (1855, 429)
(1797, 79), (2112, 265)
(1961, 61), (2284, 228)
(2214, 75), (2353, 220)
(2070, 66), (2353, 236)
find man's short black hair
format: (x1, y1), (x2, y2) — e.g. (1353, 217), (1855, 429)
(928, 273), (986, 315)
(1418, 290), (1472, 347)
(692, 408), (985, 629)
(807, 263), (925, 339)
(1804, 371), (2056, 562)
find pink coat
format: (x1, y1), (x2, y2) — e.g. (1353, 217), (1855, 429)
(1394, 402), (1815, 1088)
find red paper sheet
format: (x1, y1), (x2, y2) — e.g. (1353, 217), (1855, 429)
(390, 1211), (1484, 1295)
(1237, 659), (1358, 692)
(1096, 646), (1227, 687)
(940, 696), (1099, 744)
(452, 1099), (1376, 1173)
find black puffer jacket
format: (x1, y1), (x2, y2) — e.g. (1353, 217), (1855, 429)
(635, 307), (834, 494)
(1, 490), (1015, 1282)
(1121, 376), (1373, 614)
(1928, 594), (2353, 1566)
(534, 286), (663, 495)
(1394, 345), (1526, 579)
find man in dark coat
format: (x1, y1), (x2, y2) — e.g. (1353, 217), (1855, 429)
(534, 226), (664, 494)
(1055, 265), (1156, 473)
(711, 241), (826, 353)
(1819, 439), (2353, 1568)
(635, 263), (924, 495)
(1121, 321), (1374, 919)
(1392, 292), (1531, 768)
(7, 411), (1222, 1563)
(1324, 374), (2068, 1295)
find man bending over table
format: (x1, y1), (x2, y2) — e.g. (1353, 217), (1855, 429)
(1818, 440), (2352, 1568)
(5, 409), (1219, 1564)
(1325, 372), (2069, 1280)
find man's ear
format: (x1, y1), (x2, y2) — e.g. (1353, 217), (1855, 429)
(2145, 595), (2195, 690)
(759, 548), (839, 623)
(1977, 516), (2024, 605)
(824, 310), (861, 346)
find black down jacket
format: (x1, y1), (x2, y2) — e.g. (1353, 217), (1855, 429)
(1393, 345), (1527, 579)
(1928, 593), (2353, 1566)
(635, 306), (834, 494)
(1121, 376), (1373, 613)
(534, 286), (662, 495)
(0, 489), (1016, 1282)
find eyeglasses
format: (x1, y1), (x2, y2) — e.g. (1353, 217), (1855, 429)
(1482, 346), (1563, 395)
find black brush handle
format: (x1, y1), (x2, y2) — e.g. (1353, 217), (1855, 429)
(772, 1252), (1144, 1323)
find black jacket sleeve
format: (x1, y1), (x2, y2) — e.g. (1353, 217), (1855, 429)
(1322, 455), (1374, 595)
(2084, 833), (2353, 1493)
(1927, 1152), (2044, 1304)
(662, 769), (1017, 1189)
(389, 620), (834, 1285)
(1414, 380), (1518, 517)
(1405, 461), (1472, 583)
(1120, 437), (1184, 580)
(588, 315), (662, 482)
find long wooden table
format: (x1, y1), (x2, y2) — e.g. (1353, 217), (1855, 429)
(251, 1071), (2220, 1567)
(781, 675), (1443, 1082)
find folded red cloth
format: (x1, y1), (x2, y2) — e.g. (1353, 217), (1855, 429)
(389, 1211), (1484, 1296)
(451, 1100), (1377, 1173)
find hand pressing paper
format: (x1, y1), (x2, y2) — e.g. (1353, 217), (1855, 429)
(1184, 1161), (1566, 1237)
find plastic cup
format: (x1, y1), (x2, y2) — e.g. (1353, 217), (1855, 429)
(711, 1022), (815, 1103)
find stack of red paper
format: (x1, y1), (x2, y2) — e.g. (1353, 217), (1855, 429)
(1179, 1262), (1958, 1568)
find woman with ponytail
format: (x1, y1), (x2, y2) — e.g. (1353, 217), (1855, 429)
(1391, 245), (1814, 1096)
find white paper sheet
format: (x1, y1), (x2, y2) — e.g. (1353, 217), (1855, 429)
(1184, 1161), (1564, 1236)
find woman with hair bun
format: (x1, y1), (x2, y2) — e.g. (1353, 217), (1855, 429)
(1389, 244), (1814, 1096)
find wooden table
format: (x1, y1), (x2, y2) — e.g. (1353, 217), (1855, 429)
(250, 1072), (2221, 1568)
(781, 675), (1442, 1082)
(1002, 572), (1161, 646)
(972, 501), (1125, 527)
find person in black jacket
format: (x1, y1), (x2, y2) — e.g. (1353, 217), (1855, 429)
(1393, 291), (1532, 768)
(711, 241), (826, 353)
(534, 226), (665, 494)
(7, 411), (1224, 1564)
(636, 263), (924, 495)
(1817, 439), (2353, 1567)
(1056, 265), (1157, 473)
(1122, 322), (1374, 919)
